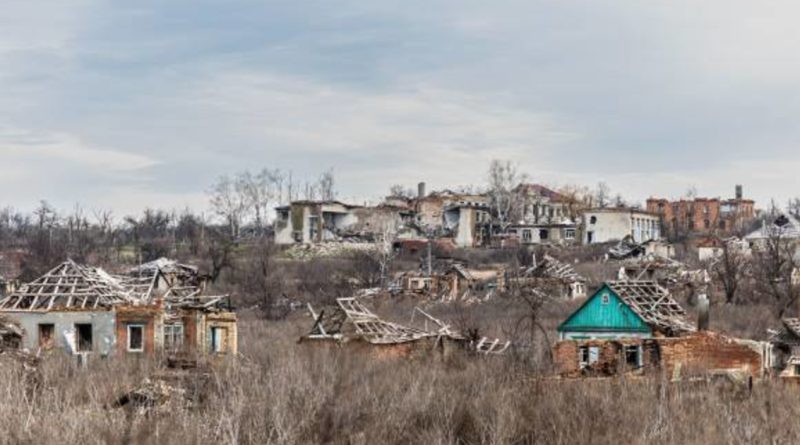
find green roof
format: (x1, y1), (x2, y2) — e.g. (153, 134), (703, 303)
(558, 283), (651, 334)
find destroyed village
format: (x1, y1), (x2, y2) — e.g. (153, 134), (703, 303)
(8, 2), (800, 445)
(2, 169), (800, 444)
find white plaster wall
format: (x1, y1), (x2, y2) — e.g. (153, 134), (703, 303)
(4, 311), (116, 356)
(584, 212), (631, 244)
(455, 209), (474, 247)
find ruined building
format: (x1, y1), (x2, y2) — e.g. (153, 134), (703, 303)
(506, 254), (587, 299)
(505, 184), (580, 245)
(0, 259), (237, 361)
(647, 185), (756, 238)
(554, 281), (767, 379)
(582, 208), (661, 244)
(300, 297), (509, 358)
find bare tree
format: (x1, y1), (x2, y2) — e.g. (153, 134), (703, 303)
(487, 159), (527, 231)
(317, 168), (336, 201)
(388, 184), (415, 199)
(710, 238), (748, 304)
(594, 182), (611, 208)
(208, 174), (248, 239)
(374, 222), (398, 289)
(751, 217), (800, 317)
(238, 169), (281, 236)
(557, 184), (593, 221)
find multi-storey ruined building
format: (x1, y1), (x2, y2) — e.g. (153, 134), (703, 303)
(582, 208), (661, 244)
(646, 185), (756, 239)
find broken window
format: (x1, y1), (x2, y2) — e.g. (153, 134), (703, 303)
(164, 324), (184, 351)
(625, 345), (642, 368)
(565, 229), (576, 239)
(522, 230), (532, 242)
(587, 231), (594, 244)
(539, 229), (549, 240)
(209, 327), (226, 353)
(589, 216), (597, 225)
(579, 346), (600, 368)
(76, 323), (93, 352)
(38, 323), (55, 349)
(127, 324), (144, 352)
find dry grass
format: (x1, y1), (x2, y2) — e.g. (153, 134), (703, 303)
(0, 314), (798, 444)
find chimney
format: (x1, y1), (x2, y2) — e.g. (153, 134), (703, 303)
(735, 184), (743, 200)
(697, 293), (710, 331)
(418, 182), (426, 199)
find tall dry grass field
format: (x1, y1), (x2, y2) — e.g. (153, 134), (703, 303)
(0, 317), (798, 444)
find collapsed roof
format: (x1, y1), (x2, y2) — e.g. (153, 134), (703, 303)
(524, 254), (584, 283)
(0, 260), (133, 311)
(0, 258), (229, 313)
(306, 298), (432, 345)
(771, 318), (800, 345)
(607, 281), (695, 335)
(303, 297), (509, 353)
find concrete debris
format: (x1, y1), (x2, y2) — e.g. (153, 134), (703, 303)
(283, 241), (381, 260)
(608, 236), (647, 260)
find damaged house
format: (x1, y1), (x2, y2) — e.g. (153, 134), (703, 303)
(554, 281), (767, 379)
(301, 297), (509, 357)
(583, 208), (661, 245)
(0, 259), (237, 361)
(507, 254), (587, 299)
(443, 201), (492, 248)
(274, 200), (361, 244)
(506, 184), (579, 245)
(769, 318), (800, 379)
(396, 263), (503, 303)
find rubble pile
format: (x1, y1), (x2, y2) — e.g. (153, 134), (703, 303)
(284, 241), (382, 259)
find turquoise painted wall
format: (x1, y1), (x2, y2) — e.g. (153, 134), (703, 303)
(558, 284), (651, 334)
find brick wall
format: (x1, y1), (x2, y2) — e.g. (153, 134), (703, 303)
(657, 332), (763, 379)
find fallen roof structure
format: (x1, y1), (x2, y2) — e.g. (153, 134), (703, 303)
(0, 259), (133, 311)
(607, 280), (695, 335)
(303, 297), (509, 354)
(525, 254), (584, 283)
(0, 259), (237, 359)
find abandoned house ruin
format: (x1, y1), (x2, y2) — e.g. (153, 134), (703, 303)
(553, 281), (768, 380)
(583, 208), (661, 245)
(0, 259), (237, 362)
(301, 297), (509, 358)
(507, 254), (587, 299)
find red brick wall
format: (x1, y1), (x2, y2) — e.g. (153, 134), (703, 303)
(115, 307), (159, 357)
(657, 332), (763, 379)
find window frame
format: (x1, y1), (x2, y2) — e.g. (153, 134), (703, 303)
(209, 326), (226, 353)
(164, 323), (184, 351)
(127, 324), (145, 353)
(75, 323), (93, 353)
(38, 323), (55, 349)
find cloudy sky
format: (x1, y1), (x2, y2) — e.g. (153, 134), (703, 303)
(3, 1), (800, 216)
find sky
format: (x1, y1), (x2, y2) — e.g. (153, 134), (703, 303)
(2, 1), (800, 217)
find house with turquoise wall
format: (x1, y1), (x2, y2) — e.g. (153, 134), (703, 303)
(558, 281), (692, 341)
